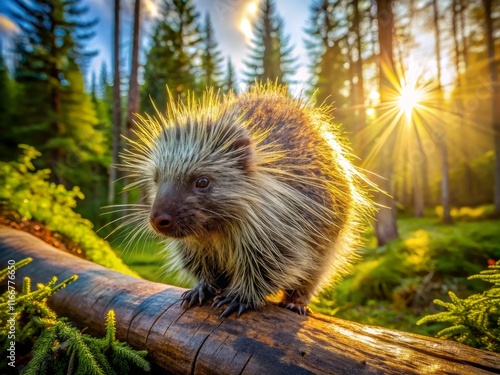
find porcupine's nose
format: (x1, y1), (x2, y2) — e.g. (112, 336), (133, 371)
(150, 213), (174, 234)
(150, 181), (181, 236)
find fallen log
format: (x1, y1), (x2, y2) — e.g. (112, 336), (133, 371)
(1, 226), (499, 375)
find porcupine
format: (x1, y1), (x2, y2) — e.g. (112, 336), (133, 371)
(122, 84), (372, 318)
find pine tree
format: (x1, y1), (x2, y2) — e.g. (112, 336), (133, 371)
(91, 71), (98, 103)
(199, 13), (224, 90)
(98, 62), (113, 135)
(0, 260), (150, 372)
(243, 0), (296, 86)
(142, 0), (201, 113)
(417, 260), (500, 352)
(304, 0), (349, 108)
(222, 57), (238, 94)
(91, 70), (111, 160)
(9, 0), (102, 183)
(99, 63), (113, 164)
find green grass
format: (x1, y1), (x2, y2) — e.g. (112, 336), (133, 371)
(112, 235), (194, 288)
(110, 214), (500, 338)
(312, 217), (500, 336)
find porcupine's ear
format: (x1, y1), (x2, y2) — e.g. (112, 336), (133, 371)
(231, 135), (256, 174)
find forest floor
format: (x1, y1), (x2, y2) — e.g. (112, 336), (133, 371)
(112, 215), (500, 337)
(2, 208), (498, 337)
(0, 209), (86, 259)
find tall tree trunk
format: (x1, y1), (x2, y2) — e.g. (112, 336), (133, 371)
(109, 0), (121, 205)
(123, 0), (141, 205)
(413, 124), (427, 217)
(432, 0), (453, 224)
(347, 41), (356, 110)
(375, 0), (399, 246)
(413, 177), (424, 217)
(401, 170), (408, 209)
(352, 0), (366, 152)
(48, 4), (64, 183)
(451, 0), (461, 83)
(458, 0), (468, 71)
(483, 0), (500, 213)
(452, 0), (472, 204)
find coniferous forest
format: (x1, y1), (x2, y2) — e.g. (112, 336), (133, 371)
(1, 0), (500, 372)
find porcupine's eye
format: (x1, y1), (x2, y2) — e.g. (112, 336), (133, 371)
(195, 177), (210, 189)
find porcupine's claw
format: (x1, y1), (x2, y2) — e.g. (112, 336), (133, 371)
(213, 294), (249, 318)
(181, 282), (218, 308)
(279, 302), (311, 316)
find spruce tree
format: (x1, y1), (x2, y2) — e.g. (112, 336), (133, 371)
(9, 0), (102, 183)
(100, 62), (112, 100)
(243, 0), (296, 86)
(222, 57), (238, 94)
(91, 70), (111, 161)
(304, 0), (349, 108)
(142, 0), (201, 113)
(99, 62), (113, 133)
(199, 13), (224, 90)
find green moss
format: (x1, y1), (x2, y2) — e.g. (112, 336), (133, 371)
(0, 145), (138, 277)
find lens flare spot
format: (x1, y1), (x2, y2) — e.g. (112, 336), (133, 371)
(239, 0), (260, 43)
(398, 85), (424, 120)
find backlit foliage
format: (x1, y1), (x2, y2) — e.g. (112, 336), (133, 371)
(0, 145), (137, 276)
(0, 259), (150, 374)
(417, 261), (500, 352)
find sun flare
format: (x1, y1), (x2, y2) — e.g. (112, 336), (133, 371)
(239, 0), (260, 43)
(398, 85), (424, 120)
(144, 0), (160, 19)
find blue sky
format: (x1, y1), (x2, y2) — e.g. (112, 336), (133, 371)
(0, 0), (312, 91)
(0, 0), (450, 96)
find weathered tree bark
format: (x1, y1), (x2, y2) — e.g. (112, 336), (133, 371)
(2, 227), (499, 374)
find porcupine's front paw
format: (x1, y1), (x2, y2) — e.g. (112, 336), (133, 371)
(278, 302), (311, 316)
(181, 281), (219, 308)
(278, 289), (312, 316)
(212, 293), (251, 318)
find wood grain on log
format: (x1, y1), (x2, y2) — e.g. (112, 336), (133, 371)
(1, 226), (499, 375)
